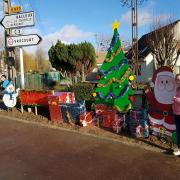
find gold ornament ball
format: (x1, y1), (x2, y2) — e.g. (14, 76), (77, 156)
(129, 75), (135, 81)
(92, 93), (97, 97)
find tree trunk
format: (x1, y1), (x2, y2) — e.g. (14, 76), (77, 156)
(74, 71), (78, 84)
(81, 64), (85, 82)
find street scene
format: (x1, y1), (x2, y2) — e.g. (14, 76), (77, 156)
(0, 0), (180, 179)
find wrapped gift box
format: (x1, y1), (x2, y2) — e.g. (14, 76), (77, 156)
(129, 108), (148, 120)
(95, 104), (109, 116)
(128, 108), (149, 138)
(112, 114), (125, 134)
(20, 90), (54, 106)
(80, 112), (96, 127)
(60, 101), (86, 124)
(102, 110), (116, 128)
(136, 124), (149, 138)
(129, 119), (149, 137)
(49, 105), (63, 123)
(80, 111), (95, 127)
(48, 92), (76, 104)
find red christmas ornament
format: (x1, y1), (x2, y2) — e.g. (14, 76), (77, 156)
(129, 96), (135, 103)
(96, 74), (101, 80)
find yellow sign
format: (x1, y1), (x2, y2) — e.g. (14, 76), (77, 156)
(10, 6), (22, 13)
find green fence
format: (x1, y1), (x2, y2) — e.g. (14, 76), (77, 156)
(16, 72), (62, 90)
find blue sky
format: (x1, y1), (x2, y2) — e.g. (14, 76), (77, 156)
(0, 0), (180, 54)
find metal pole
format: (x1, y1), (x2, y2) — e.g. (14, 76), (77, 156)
(3, 0), (16, 81)
(19, 47), (25, 89)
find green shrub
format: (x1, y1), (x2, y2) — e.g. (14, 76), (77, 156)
(67, 83), (96, 101)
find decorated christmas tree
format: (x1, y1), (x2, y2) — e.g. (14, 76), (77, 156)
(95, 21), (135, 112)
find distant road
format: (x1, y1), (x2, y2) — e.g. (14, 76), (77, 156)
(0, 117), (180, 180)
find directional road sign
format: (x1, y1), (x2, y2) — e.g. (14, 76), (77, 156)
(0, 11), (35, 29)
(6, 34), (42, 47)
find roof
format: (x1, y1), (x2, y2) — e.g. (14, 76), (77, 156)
(126, 19), (180, 61)
(96, 51), (106, 64)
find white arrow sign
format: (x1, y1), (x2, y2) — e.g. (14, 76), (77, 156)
(6, 34), (42, 47)
(1, 11), (35, 29)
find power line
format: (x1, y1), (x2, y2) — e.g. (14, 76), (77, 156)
(27, 0), (47, 35)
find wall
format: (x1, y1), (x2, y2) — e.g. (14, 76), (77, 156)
(136, 53), (154, 83)
(174, 21), (180, 41)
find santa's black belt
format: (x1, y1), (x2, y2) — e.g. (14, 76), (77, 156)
(148, 108), (173, 116)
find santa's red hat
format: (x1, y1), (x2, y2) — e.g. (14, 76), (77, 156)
(151, 66), (174, 86)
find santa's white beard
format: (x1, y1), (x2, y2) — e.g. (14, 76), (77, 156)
(154, 87), (175, 104)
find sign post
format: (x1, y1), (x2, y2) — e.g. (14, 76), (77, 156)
(19, 47), (24, 89)
(1, 9), (42, 90)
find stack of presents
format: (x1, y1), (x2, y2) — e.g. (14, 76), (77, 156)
(48, 92), (149, 137)
(127, 109), (149, 138)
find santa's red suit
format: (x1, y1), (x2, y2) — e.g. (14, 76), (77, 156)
(146, 90), (175, 136)
(146, 66), (176, 137)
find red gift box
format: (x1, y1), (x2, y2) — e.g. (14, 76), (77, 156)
(80, 111), (95, 127)
(48, 92), (76, 104)
(95, 104), (109, 116)
(49, 104), (63, 123)
(20, 90), (54, 106)
(112, 114), (124, 133)
(102, 110), (116, 128)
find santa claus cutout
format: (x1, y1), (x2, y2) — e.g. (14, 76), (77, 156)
(145, 66), (176, 137)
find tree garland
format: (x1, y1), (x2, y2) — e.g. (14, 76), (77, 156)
(104, 46), (122, 63)
(114, 103), (132, 112)
(98, 59), (127, 76)
(98, 84), (129, 99)
(97, 68), (131, 88)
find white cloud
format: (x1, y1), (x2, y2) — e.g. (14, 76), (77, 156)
(45, 24), (94, 43)
(121, 9), (170, 27)
(24, 24), (94, 58)
(121, 9), (152, 27)
(23, 27), (40, 34)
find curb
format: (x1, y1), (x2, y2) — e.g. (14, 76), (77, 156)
(0, 114), (166, 153)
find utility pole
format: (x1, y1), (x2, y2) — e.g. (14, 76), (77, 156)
(131, 0), (139, 76)
(3, 0), (16, 82)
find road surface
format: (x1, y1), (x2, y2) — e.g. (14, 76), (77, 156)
(0, 117), (180, 180)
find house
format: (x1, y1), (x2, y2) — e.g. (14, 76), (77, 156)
(85, 51), (106, 83)
(126, 20), (180, 83)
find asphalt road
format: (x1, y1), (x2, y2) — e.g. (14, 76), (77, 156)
(0, 117), (180, 180)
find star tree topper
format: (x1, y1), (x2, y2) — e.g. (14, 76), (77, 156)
(112, 20), (120, 30)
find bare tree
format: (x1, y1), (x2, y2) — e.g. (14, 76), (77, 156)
(94, 33), (111, 52)
(148, 18), (180, 69)
(120, 0), (147, 7)
(95, 33), (131, 52)
(35, 48), (50, 72)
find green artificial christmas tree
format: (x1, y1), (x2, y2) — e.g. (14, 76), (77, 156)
(95, 20), (135, 112)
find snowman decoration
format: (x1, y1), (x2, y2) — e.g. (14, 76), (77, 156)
(145, 66), (176, 137)
(0, 75), (20, 108)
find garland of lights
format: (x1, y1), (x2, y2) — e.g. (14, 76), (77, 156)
(97, 68), (131, 88)
(99, 59), (127, 76)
